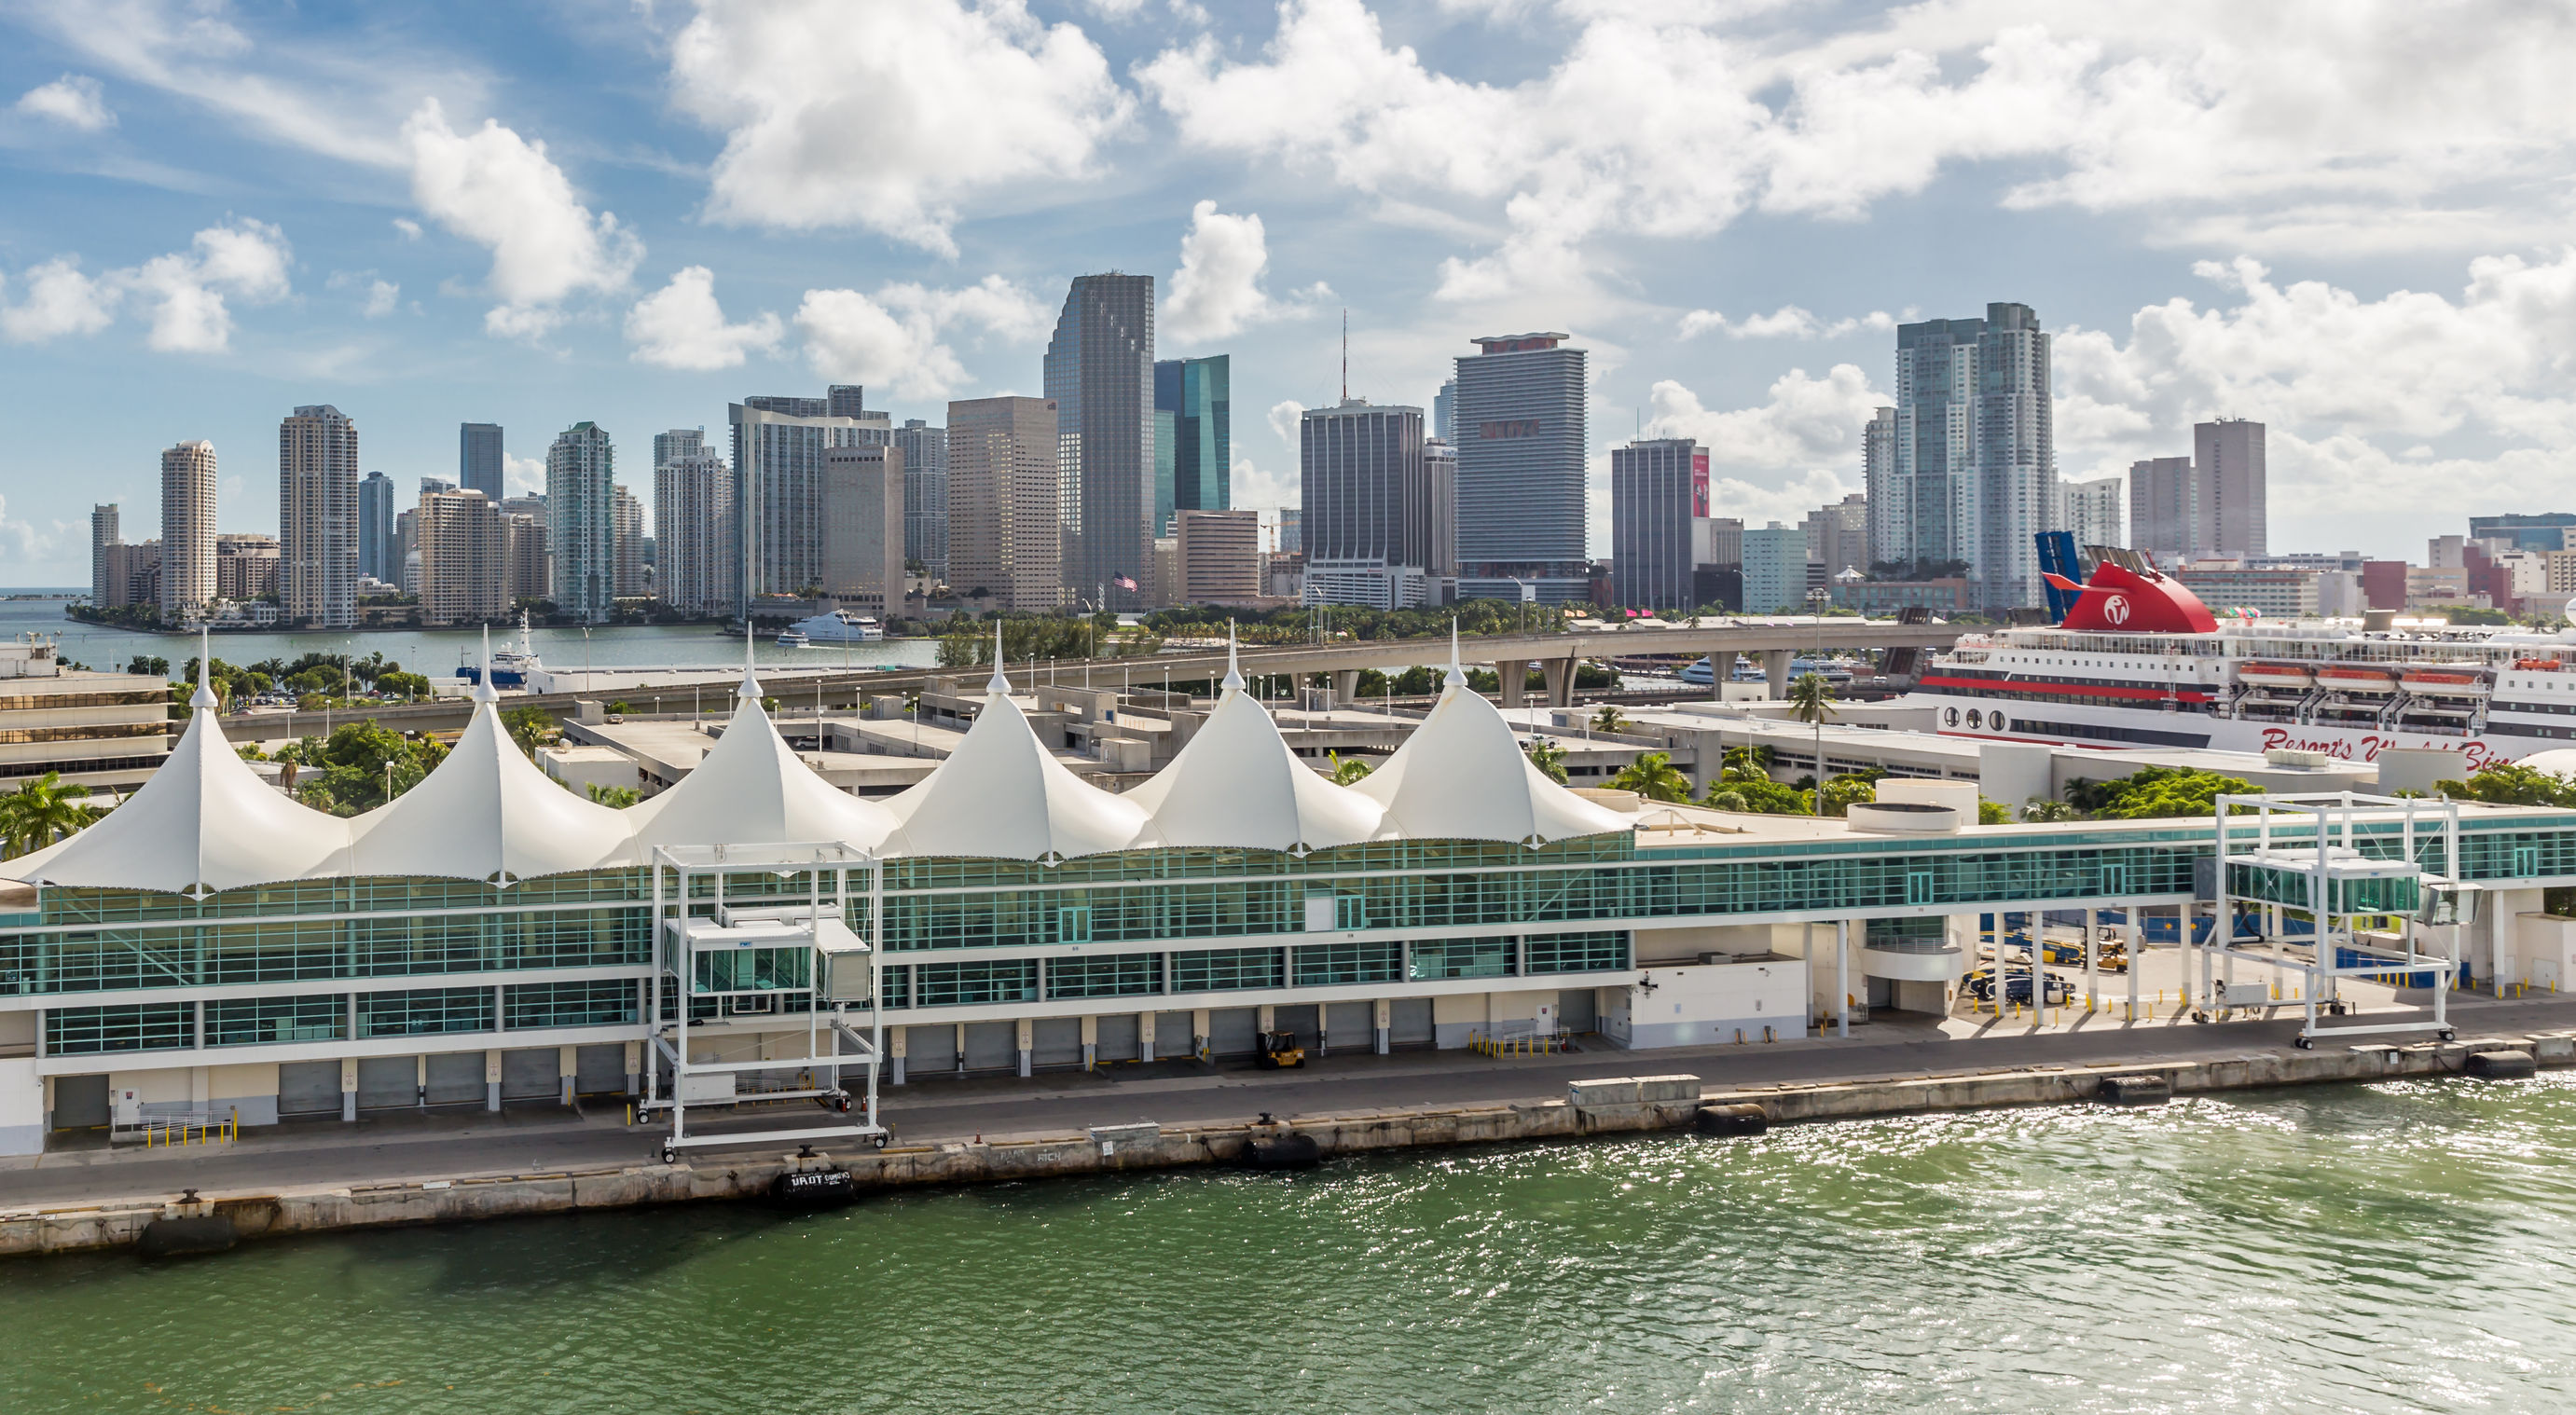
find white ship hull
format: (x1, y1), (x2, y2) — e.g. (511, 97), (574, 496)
(1904, 690), (2533, 772)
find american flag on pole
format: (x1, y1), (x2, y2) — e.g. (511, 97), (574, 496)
(1113, 573), (1139, 591)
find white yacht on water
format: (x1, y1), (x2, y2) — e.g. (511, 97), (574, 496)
(778, 609), (883, 645)
(1905, 549), (2572, 771)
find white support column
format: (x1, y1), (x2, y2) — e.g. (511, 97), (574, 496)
(485, 1050), (502, 1112)
(1835, 920), (1850, 1038)
(1138, 1010), (1157, 1064)
(2124, 906), (2139, 1021)
(889, 1025), (907, 1086)
(414, 1053), (427, 1109)
(1081, 1014), (1098, 1071)
(340, 1055), (356, 1123)
(2086, 909), (2099, 1014)
(1374, 996), (1391, 1055)
(1016, 1017), (1032, 1078)
(558, 1045), (577, 1106)
(955, 1022), (967, 1076)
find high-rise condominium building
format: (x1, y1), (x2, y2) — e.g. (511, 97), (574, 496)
(1045, 273), (1155, 610)
(546, 422), (617, 623)
(945, 396), (1062, 612)
(280, 405), (359, 628)
(654, 450), (734, 617)
(654, 427), (705, 474)
(158, 440), (217, 624)
(459, 423), (504, 502)
(1453, 332), (1589, 603)
(612, 485), (645, 598)
(1881, 305), (2056, 608)
(1177, 509), (1260, 604)
(357, 471), (394, 583)
(1803, 494), (1869, 578)
(1422, 439), (1457, 581)
(89, 504), (117, 607)
(1860, 407), (1898, 569)
(1300, 399), (1434, 610)
(820, 445), (905, 615)
(730, 387), (887, 611)
(214, 534), (280, 602)
(1433, 378), (1457, 443)
(1610, 439), (1704, 612)
(894, 419), (949, 582)
(2064, 475), (2125, 554)
(502, 513), (547, 609)
(1154, 354), (1230, 534)
(2197, 419), (2266, 558)
(2128, 455), (2196, 561)
(416, 488), (507, 625)
(1742, 522), (1809, 616)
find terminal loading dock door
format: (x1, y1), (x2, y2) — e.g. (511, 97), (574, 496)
(907, 1024), (957, 1072)
(1389, 998), (1434, 1048)
(1031, 1017), (1082, 1069)
(1207, 1008), (1258, 1056)
(51, 1075), (108, 1129)
(1095, 1014), (1139, 1063)
(503, 1048), (558, 1100)
(575, 1043), (626, 1095)
(278, 1061), (341, 1116)
(356, 1056), (415, 1109)
(962, 1021), (1017, 1071)
(424, 1053), (484, 1106)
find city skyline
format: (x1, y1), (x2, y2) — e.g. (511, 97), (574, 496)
(4, 7), (2568, 584)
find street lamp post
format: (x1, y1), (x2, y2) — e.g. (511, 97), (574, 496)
(1806, 588), (1829, 816)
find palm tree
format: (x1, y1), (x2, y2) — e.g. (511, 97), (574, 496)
(1590, 704), (1628, 735)
(0, 772), (103, 859)
(1525, 737), (1569, 785)
(2021, 797), (2078, 822)
(1788, 672), (1838, 816)
(1326, 751), (1374, 785)
(1610, 750), (1693, 803)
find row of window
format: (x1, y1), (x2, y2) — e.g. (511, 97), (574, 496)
(0, 908), (646, 996)
(43, 980), (639, 1056)
(871, 932), (1632, 1009)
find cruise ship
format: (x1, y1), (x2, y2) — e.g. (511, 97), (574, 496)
(1907, 551), (2571, 770)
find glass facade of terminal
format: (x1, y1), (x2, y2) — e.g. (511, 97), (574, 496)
(11, 812), (2576, 1059)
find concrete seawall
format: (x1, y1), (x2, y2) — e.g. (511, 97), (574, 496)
(8, 1033), (2570, 1259)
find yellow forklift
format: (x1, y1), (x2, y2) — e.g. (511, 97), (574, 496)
(1254, 1030), (1307, 1069)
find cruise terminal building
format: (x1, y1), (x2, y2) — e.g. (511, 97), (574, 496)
(7, 638), (2576, 1154)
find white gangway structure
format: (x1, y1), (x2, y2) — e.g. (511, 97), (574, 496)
(2211, 791), (2460, 1048)
(644, 841), (887, 1161)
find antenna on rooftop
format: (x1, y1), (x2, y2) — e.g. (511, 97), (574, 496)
(1341, 309), (1348, 404)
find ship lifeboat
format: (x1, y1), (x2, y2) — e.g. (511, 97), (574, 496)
(2514, 657), (2565, 671)
(2400, 666), (2489, 694)
(2317, 665), (2399, 694)
(2236, 661), (2314, 689)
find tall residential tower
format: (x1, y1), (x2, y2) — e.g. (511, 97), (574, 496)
(280, 405), (359, 628)
(158, 440), (217, 624)
(546, 422), (617, 623)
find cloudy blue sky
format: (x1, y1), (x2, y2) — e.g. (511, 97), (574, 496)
(3, 0), (2572, 585)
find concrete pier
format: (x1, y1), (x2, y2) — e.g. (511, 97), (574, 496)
(7, 1028), (2570, 1260)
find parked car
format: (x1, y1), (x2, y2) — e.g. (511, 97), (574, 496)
(1963, 968), (2073, 1006)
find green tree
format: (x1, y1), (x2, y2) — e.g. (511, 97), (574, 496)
(2067, 765), (2261, 819)
(1705, 773), (1811, 815)
(292, 720), (451, 816)
(585, 782), (641, 808)
(1590, 704), (1629, 735)
(1609, 750), (1693, 803)
(1817, 773), (1877, 817)
(1977, 799), (2014, 825)
(1525, 737), (1569, 784)
(0, 773), (105, 858)
(2432, 763), (2576, 807)
(502, 707), (559, 759)
(1326, 751), (1374, 785)
(2020, 797), (2078, 822)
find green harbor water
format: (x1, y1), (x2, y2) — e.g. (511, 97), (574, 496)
(10, 1077), (2576, 1413)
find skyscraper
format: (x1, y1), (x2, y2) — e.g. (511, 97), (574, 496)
(894, 419), (948, 581)
(1433, 378), (1456, 443)
(2129, 456), (2200, 562)
(417, 488), (506, 625)
(654, 450), (733, 617)
(460, 422), (504, 502)
(1611, 438), (1704, 612)
(1300, 398), (1432, 609)
(358, 471), (394, 583)
(1151, 406), (1176, 538)
(159, 439), (217, 624)
(1453, 332), (1588, 603)
(1177, 509), (1260, 603)
(89, 503), (117, 608)
(1422, 438), (1457, 581)
(280, 405), (359, 628)
(1802, 494), (1869, 578)
(1886, 304), (2055, 608)
(612, 485), (645, 598)
(1860, 406), (1898, 570)
(730, 392), (889, 612)
(654, 427), (705, 474)
(1154, 353), (1230, 528)
(945, 395), (1061, 611)
(1742, 522), (1808, 616)
(546, 422), (616, 623)
(820, 444), (904, 615)
(2197, 418), (2266, 558)
(1044, 273), (1155, 610)
(2064, 476), (2125, 554)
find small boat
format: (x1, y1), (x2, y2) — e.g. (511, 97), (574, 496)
(782, 609), (884, 645)
(2400, 667), (2488, 694)
(2237, 661), (2314, 689)
(775, 629), (809, 648)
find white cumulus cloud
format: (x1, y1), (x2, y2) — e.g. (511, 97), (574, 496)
(793, 275), (1050, 399)
(1677, 306), (1897, 339)
(16, 74), (113, 131)
(0, 219), (290, 353)
(363, 279), (399, 318)
(1164, 199), (1325, 345)
(668, 0), (1131, 256)
(626, 266), (784, 370)
(402, 99), (641, 339)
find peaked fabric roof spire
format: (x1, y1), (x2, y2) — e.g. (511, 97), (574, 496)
(1444, 620), (1466, 689)
(1352, 648), (1624, 845)
(985, 619), (1011, 695)
(739, 621), (762, 702)
(472, 624), (499, 705)
(1221, 619), (1246, 694)
(189, 625), (216, 710)
(633, 665), (902, 853)
(884, 680), (1146, 860)
(1125, 671), (1383, 852)
(348, 694), (635, 881)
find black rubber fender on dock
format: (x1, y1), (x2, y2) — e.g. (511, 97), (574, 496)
(1245, 1133), (1321, 1169)
(138, 1216), (237, 1257)
(2097, 1074), (2174, 1106)
(2467, 1050), (2539, 1079)
(767, 1168), (858, 1209)
(1693, 1103), (1769, 1137)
